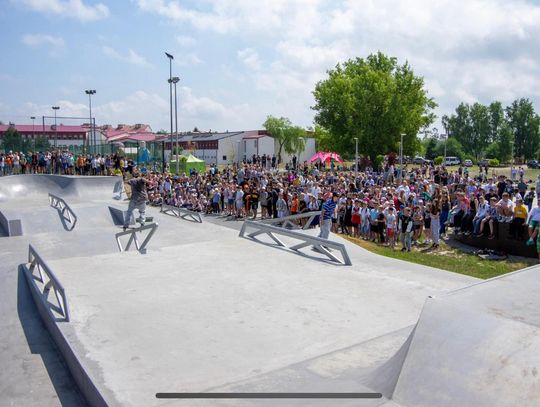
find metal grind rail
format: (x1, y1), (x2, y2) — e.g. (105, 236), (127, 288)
(49, 193), (77, 231)
(24, 244), (70, 322)
(260, 211), (322, 230)
(239, 220), (352, 266)
(115, 222), (159, 254)
(161, 203), (203, 223)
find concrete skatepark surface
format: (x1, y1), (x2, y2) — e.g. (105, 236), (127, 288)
(1, 175), (539, 406)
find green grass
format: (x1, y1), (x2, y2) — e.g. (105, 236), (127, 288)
(343, 236), (537, 279)
(444, 165), (540, 182)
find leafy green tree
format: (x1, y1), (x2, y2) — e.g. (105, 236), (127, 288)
(263, 115), (306, 163)
(1, 127), (23, 152)
(424, 137), (439, 160)
(312, 125), (334, 152)
(488, 101), (505, 143)
(33, 136), (51, 152)
(283, 125), (306, 158)
(506, 98), (540, 160)
(447, 102), (489, 161)
(312, 52), (436, 159)
(437, 137), (465, 160)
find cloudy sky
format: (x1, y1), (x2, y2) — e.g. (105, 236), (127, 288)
(2, 0), (540, 133)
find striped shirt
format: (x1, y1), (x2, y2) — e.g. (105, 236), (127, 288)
(321, 199), (337, 220)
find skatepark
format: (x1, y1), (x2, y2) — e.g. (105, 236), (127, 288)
(1, 175), (540, 406)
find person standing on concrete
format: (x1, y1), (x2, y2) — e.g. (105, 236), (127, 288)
(318, 192), (337, 240)
(123, 169), (149, 230)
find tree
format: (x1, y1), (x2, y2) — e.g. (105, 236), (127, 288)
(447, 102), (489, 161)
(1, 127), (23, 152)
(283, 125), (306, 158)
(506, 98), (540, 160)
(34, 136), (51, 152)
(312, 52), (436, 159)
(424, 137), (439, 160)
(263, 116), (306, 163)
(488, 101), (505, 144)
(312, 125), (334, 152)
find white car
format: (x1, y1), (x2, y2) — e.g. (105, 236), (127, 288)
(464, 159), (473, 167)
(444, 156), (461, 166)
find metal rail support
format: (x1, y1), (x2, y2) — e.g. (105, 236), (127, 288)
(161, 204), (203, 223)
(25, 244), (70, 321)
(240, 220), (352, 266)
(115, 222), (159, 254)
(260, 211), (322, 230)
(49, 193), (77, 231)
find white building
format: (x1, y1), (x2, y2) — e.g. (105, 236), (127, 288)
(242, 132), (316, 165)
(165, 130), (316, 166)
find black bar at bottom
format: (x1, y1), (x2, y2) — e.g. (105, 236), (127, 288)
(156, 393), (382, 399)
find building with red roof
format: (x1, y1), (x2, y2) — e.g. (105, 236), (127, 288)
(0, 123), (87, 148)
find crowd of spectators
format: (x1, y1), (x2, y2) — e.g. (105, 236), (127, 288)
(3, 149), (540, 256)
(137, 160), (540, 254)
(0, 150), (134, 176)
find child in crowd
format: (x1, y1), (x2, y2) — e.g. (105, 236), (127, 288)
(385, 206), (397, 248)
(399, 207), (414, 252)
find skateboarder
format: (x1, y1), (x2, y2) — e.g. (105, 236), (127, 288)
(124, 168), (149, 230)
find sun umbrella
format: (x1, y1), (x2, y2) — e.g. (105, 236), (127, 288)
(324, 152), (344, 163)
(308, 152), (328, 163)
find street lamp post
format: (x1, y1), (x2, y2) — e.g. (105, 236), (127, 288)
(354, 137), (358, 181)
(30, 116), (35, 150)
(400, 133), (405, 183)
(165, 52), (174, 173)
(169, 77), (180, 174)
(85, 90), (96, 154)
(52, 106), (60, 149)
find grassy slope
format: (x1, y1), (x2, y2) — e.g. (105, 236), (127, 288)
(343, 236), (536, 280)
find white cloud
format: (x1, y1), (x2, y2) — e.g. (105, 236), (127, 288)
(136, 0), (540, 130)
(102, 46), (152, 67)
(176, 35), (196, 47)
(22, 33), (65, 47)
(16, 0), (110, 21)
(21, 89), (250, 132)
(175, 53), (203, 67)
(237, 48), (261, 70)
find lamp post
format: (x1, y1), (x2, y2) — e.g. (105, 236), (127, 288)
(169, 76), (180, 174)
(165, 52), (174, 173)
(354, 137), (358, 181)
(400, 133), (405, 183)
(85, 90), (96, 154)
(443, 133), (448, 164)
(52, 106), (60, 148)
(30, 116), (35, 150)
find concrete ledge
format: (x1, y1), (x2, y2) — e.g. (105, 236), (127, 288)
(0, 210), (23, 236)
(454, 222), (536, 258)
(21, 264), (111, 407)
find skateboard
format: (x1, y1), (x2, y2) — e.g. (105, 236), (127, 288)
(121, 217), (154, 231)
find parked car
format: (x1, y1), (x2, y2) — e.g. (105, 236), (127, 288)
(413, 156), (426, 165)
(527, 160), (540, 169)
(444, 156), (461, 166)
(479, 158), (491, 167)
(463, 159), (473, 167)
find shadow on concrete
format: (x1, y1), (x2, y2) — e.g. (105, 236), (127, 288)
(17, 267), (87, 407)
(53, 208), (76, 232)
(242, 235), (344, 266)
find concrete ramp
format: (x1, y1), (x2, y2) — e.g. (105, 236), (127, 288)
(0, 174), (121, 203)
(386, 267), (540, 407)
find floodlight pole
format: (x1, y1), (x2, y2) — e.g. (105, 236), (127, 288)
(165, 52), (174, 173)
(400, 133), (405, 183)
(52, 106), (60, 148)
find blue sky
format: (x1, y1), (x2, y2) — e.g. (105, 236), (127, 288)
(2, 0), (540, 134)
